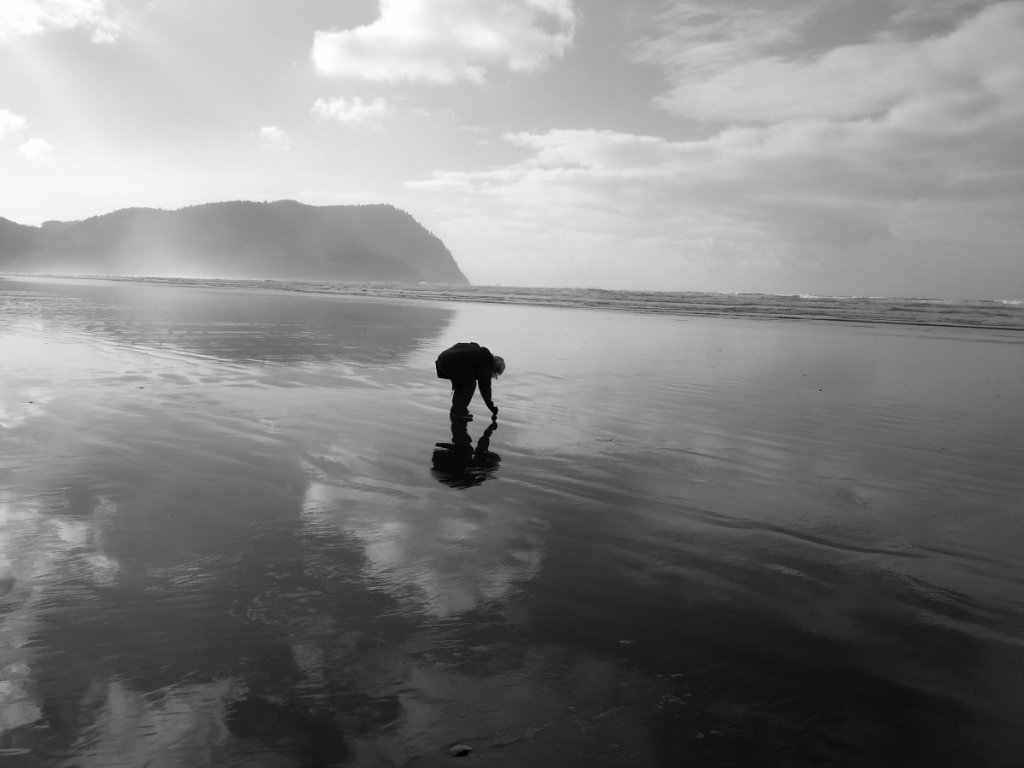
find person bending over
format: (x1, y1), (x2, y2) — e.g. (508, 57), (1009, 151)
(435, 342), (505, 421)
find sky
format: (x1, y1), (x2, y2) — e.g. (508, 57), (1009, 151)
(1, 0), (1022, 298)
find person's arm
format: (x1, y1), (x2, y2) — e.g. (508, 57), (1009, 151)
(478, 374), (495, 412)
(473, 349), (499, 415)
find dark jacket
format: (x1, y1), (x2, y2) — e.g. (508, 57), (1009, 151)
(435, 342), (495, 406)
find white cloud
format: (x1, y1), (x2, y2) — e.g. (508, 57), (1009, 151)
(891, 0), (993, 28)
(255, 125), (292, 151)
(413, 127), (896, 250)
(408, 0), (1024, 293)
(312, 96), (395, 126)
(633, 1), (817, 82)
(312, 0), (577, 83)
(419, 92), (1024, 245)
(0, 0), (125, 43)
(17, 137), (53, 164)
(0, 109), (27, 138)
(634, 0), (1019, 124)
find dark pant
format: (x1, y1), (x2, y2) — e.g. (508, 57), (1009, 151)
(449, 378), (477, 416)
(437, 359), (477, 417)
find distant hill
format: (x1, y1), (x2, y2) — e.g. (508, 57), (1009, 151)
(0, 200), (469, 284)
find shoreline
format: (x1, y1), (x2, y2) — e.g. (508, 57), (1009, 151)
(4, 273), (1024, 331)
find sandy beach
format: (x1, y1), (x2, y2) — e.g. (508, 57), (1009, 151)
(2, 276), (1023, 767)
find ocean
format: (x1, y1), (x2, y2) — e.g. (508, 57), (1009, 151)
(1, 275), (1023, 767)
(79, 275), (1024, 330)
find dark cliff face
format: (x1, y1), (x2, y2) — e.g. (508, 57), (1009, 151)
(0, 201), (470, 284)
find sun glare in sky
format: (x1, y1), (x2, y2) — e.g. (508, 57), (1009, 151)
(1, 0), (1022, 298)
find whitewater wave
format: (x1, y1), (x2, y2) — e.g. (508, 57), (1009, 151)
(7, 275), (1024, 331)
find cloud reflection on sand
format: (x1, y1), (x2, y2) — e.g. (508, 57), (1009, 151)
(0, 277), (468, 764)
(302, 471), (544, 619)
(66, 679), (242, 768)
(0, 493), (121, 742)
(0, 498), (46, 737)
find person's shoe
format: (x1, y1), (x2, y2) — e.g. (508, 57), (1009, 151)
(451, 412), (473, 422)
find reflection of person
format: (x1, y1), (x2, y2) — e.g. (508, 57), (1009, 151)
(435, 342), (505, 422)
(431, 421), (501, 489)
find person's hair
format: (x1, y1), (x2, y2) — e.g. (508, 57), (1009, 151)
(492, 355), (505, 379)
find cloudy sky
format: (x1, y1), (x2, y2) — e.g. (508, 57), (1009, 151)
(1, 0), (1022, 298)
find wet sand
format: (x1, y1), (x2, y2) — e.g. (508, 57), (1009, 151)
(2, 276), (1023, 767)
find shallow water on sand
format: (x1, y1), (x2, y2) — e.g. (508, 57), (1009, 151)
(2, 277), (1023, 767)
